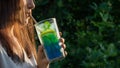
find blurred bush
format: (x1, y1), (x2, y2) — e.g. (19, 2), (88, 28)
(33, 0), (120, 68)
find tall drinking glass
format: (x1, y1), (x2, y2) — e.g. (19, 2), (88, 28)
(34, 18), (65, 62)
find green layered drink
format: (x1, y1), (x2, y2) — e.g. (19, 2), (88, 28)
(35, 18), (65, 61)
(41, 29), (62, 60)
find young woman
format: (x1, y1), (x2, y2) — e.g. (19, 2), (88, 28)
(0, 0), (66, 68)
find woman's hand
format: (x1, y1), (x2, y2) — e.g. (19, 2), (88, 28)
(59, 32), (67, 56)
(37, 46), (49, 68)
(59, 38), (67, 56)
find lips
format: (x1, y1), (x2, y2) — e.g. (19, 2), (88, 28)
(26, 13), (30, 17)
(25, 10), (31, 18)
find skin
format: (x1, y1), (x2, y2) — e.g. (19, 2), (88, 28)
(23, 0), (67, 68)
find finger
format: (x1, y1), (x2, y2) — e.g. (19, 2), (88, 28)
(38, 46), (45, 59)
(59, 38), (65, 43)
(61, 44), (66, 49)
(64, 51), (68, 56)
(38, 45), (43, 52)
(38, 46), (43, 59)
(59, 32), (62, 36)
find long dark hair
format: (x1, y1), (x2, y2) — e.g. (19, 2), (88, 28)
(0, 0), (37, 62)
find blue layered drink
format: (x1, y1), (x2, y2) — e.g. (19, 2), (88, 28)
(35, 18), (65, 61)
(41, 29), (62, 60)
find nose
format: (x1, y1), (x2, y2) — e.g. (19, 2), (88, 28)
(27, 0), (35, 9)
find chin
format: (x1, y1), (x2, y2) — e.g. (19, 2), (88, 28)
(27, 17), (30, 20)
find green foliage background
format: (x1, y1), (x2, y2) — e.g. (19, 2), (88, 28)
(33, 0), (120, 68)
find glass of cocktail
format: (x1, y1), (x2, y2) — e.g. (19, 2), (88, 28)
(34, 18), (65, 62)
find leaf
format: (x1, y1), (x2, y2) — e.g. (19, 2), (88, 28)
(90, 2), (98, 11)
(44, 21), (51, 30)
(106, 44), (117, 57)
(57, 0), (63, 7)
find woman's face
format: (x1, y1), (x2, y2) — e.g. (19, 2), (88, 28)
(23, 0), (35, 21)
